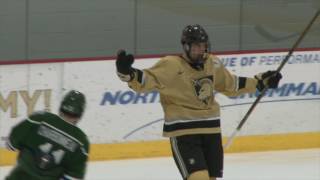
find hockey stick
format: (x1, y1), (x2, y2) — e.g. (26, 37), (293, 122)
(224, 9), (320, 149)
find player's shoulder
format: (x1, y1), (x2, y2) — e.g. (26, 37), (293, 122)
(72, 128), (90, 155)
(74, 128), (89, 145)
(208, 54), (223, 68)
(162, 55), (183, 61)
(28, 111), (88, 143)
(158, 55), (184, 67)
(27, 111), (58, 123)
(58, 122), (90, 155)
(80, 132), (90, 153)
(70, 126), (90, 150)
(148, 55), (182, 72)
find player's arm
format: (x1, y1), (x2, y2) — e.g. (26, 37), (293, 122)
(62, 138), (89, 180)
(213, 60), (257, 96)
(6, 115), (39, 151)
(115, 50), (167, 92)
(213, 57), (282, 96)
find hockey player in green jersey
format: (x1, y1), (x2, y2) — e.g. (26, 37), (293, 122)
(116, 24), (282, 180)
(5, 90), (89, 180)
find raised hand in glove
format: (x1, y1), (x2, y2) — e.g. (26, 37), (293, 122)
(116, 50), (135, 82)
(255, 71), (282, 92)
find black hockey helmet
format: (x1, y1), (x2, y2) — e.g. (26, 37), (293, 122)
(181, 24), (211, 68)
(181, 24), (209, 45)
(59, 90), (86, 118)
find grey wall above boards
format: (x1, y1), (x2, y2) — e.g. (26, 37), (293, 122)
(0, 0), (319, 61)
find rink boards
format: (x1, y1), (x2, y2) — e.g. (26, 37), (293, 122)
(1, 132), (319, 166)
(0, 49), (319, 165)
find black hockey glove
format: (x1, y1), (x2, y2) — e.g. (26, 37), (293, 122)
(255, 70), (282, 92)
(116, 50), (135, 82)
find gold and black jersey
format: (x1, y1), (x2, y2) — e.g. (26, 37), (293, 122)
(128, 55), (258, 137)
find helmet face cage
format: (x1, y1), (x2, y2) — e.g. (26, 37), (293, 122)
(181, 24), (211, 66)
(60, 90), (86, 118)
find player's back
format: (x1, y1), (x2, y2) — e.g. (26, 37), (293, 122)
(6, 111), (89, 180)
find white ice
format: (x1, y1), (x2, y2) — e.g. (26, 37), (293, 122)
(0, 149), (319, 180)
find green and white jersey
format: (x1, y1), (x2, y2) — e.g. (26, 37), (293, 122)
(6, 111), (89, 180)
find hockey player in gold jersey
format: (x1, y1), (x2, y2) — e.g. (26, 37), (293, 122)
(116, 24), (282, 180)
